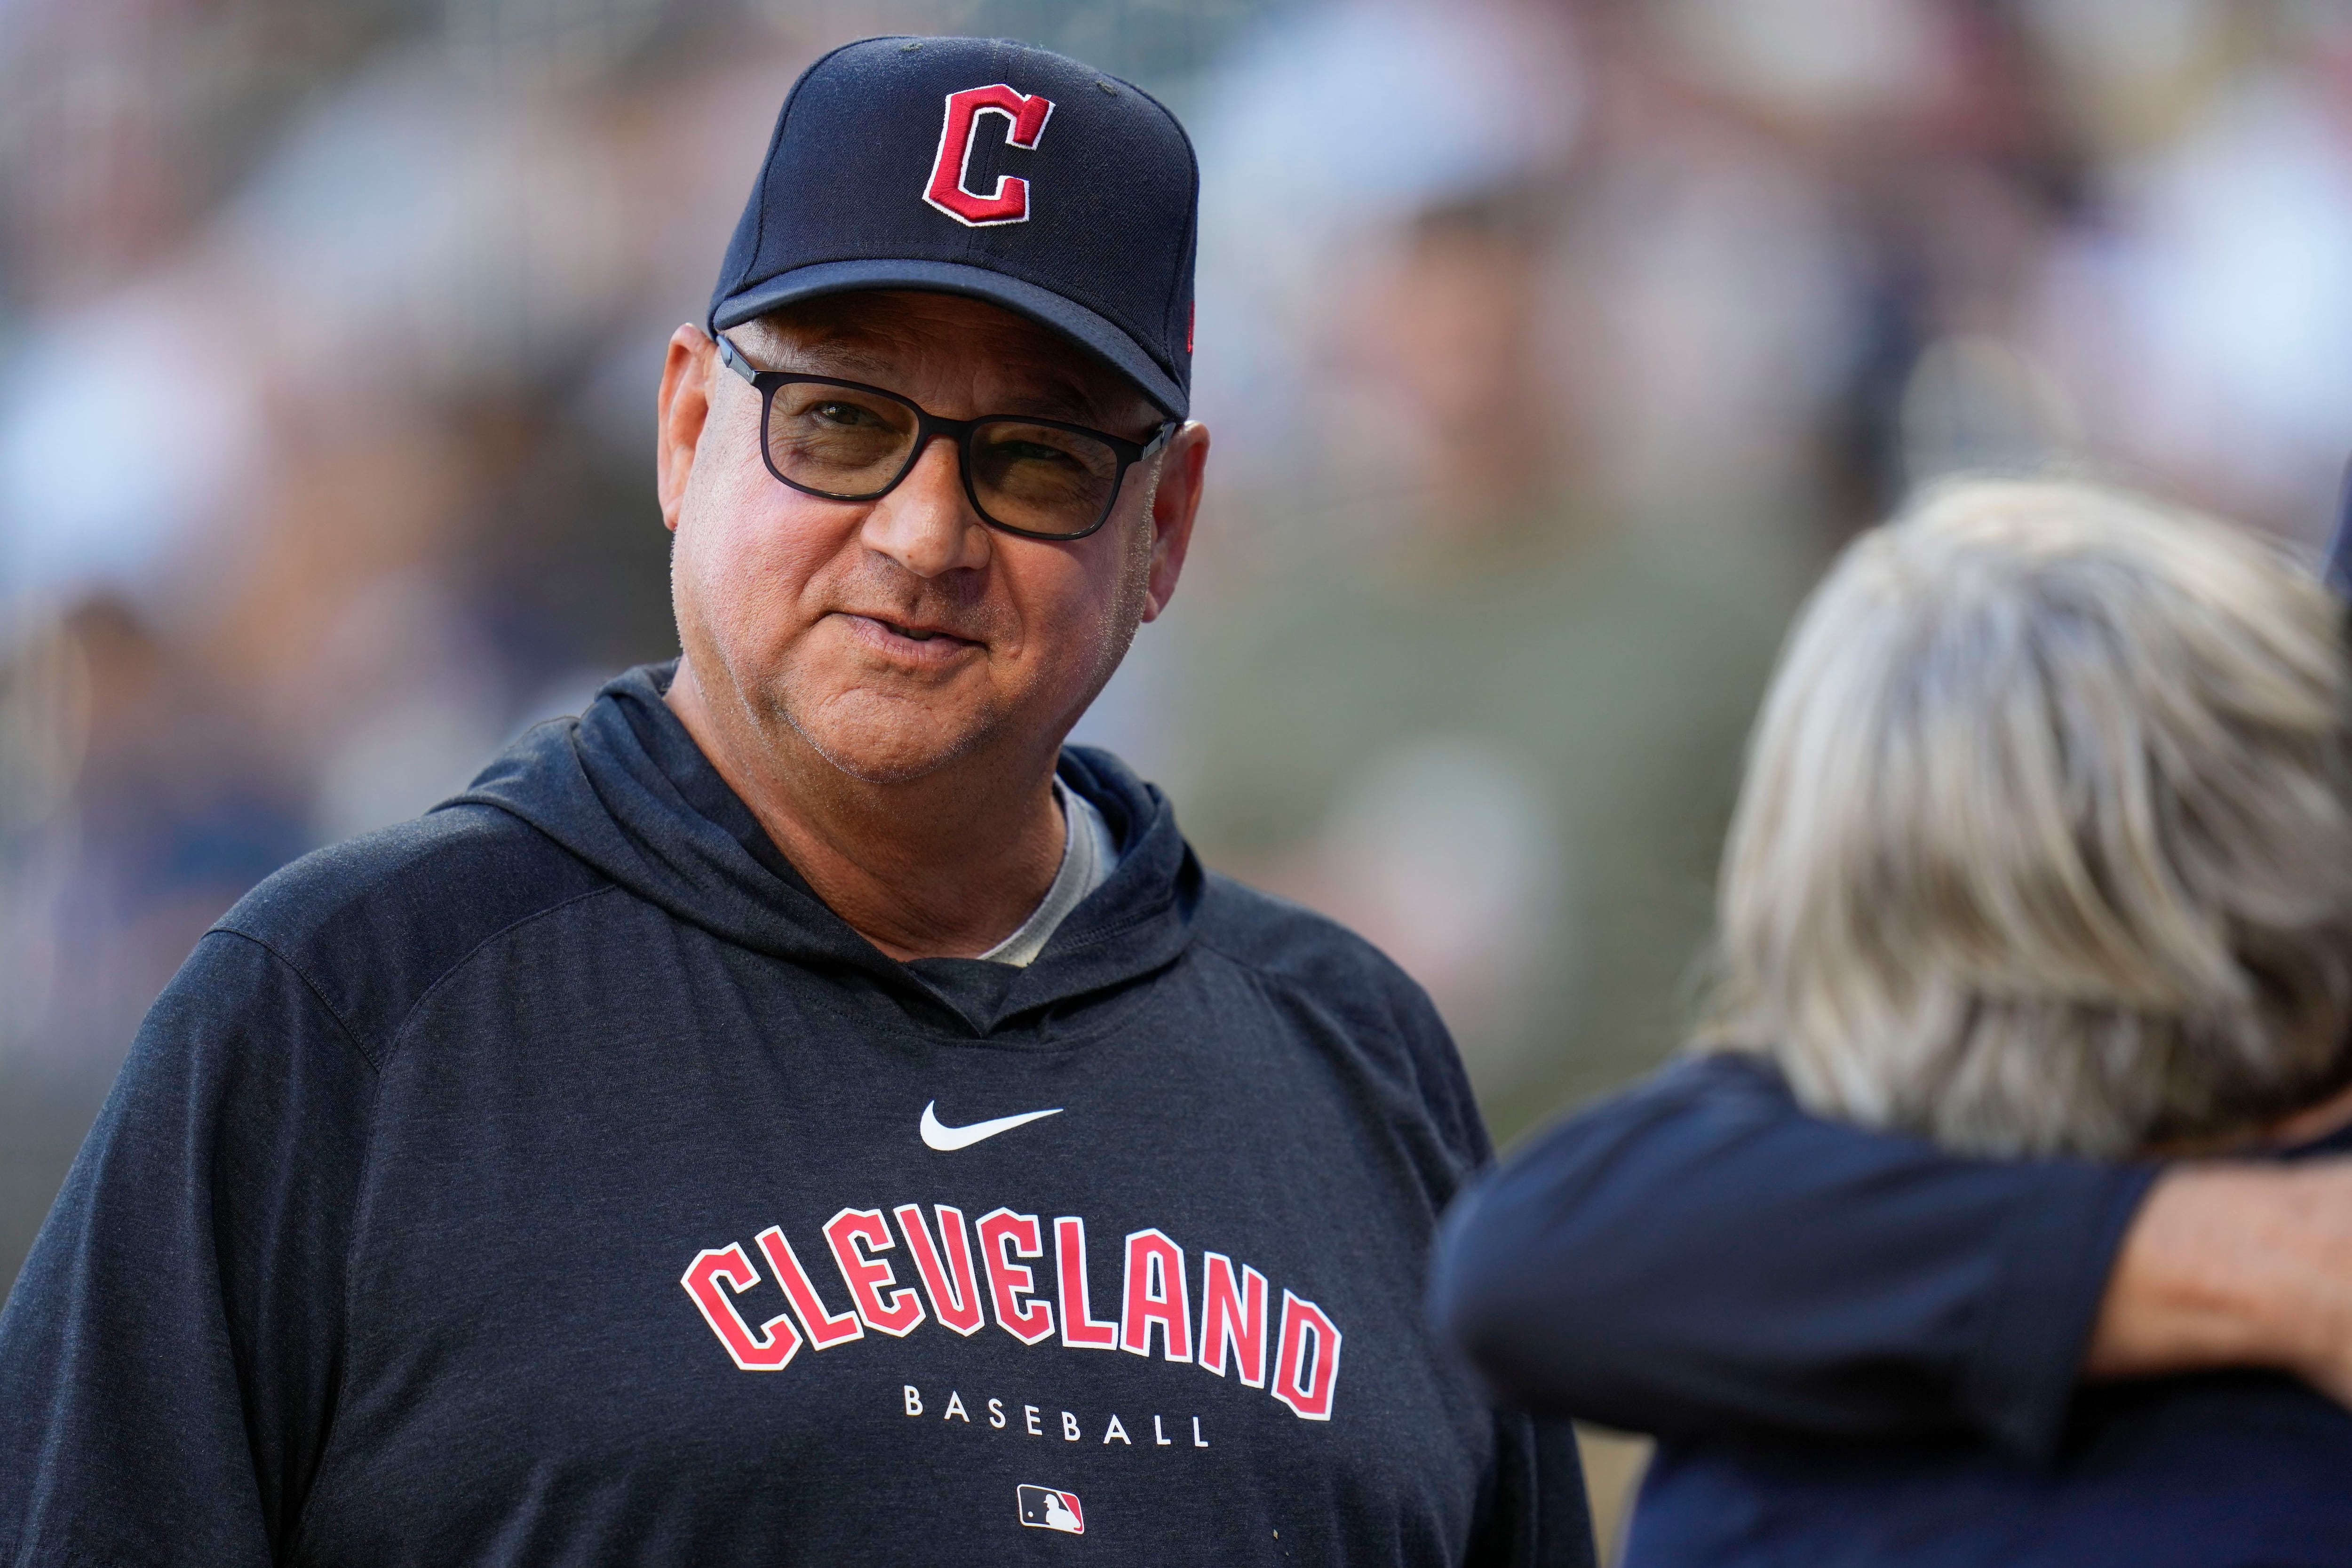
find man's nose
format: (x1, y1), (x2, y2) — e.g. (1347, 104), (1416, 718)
(858, 434), (992, 578)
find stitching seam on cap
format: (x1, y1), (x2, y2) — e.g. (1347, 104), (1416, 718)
(961, 39), (1021, 266)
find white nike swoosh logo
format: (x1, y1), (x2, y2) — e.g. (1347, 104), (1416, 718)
(920, 1100), (1064, 1152)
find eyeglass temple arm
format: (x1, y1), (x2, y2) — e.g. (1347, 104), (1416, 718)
(715, 332), (760, 385)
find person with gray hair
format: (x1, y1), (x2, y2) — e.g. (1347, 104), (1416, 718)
(1713, 477), (2352, 1164)
(1438, 478), (2352, 1565)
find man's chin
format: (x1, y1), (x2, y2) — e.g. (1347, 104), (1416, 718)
(807, 745), (969, 787)
(779, 701), (997, 787)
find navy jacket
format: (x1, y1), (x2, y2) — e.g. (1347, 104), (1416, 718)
(1433, 1054), (2352, 1566)
(0, 664), (1592, 1567)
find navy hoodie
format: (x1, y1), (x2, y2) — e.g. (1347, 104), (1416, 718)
(0, 664), (1592, 1567)
(1432, 1054), (2352, 1567)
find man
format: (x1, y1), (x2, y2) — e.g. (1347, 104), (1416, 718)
(0, 37), (1589, 1566)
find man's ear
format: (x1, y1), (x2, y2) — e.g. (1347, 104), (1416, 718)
(1142, 422), (1209, 623)
(657, 325), (718, 533)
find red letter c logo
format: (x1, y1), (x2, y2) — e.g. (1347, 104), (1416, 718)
(924, 84), (1056, 227)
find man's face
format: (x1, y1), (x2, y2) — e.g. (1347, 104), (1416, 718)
(657, 291), (1204, 786)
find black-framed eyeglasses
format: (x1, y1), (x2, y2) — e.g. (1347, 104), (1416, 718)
(717, 333), (1177, 541)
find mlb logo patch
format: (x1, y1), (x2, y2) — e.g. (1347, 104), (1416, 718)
(1017, 1483), (1085, 1534)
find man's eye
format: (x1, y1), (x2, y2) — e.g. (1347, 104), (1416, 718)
(813, 402), (874, 427)
(995, 439), (1079, 465)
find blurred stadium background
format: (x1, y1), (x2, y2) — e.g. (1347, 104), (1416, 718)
(5, 0), (2352, 1550)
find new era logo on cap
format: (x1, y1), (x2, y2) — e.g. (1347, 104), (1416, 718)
(708, 36), (1199, 418)
(1017, 1483), (1085, 1534)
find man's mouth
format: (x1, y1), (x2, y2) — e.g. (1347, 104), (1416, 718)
(843, 612), (983, 651)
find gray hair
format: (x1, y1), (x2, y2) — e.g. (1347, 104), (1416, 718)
(1704, 478), (2352, 1157)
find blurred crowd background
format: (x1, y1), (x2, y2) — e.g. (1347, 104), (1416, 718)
(5, 1), (2352, 1540)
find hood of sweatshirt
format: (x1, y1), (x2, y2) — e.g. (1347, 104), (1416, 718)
(452, 661), (1202, 1037)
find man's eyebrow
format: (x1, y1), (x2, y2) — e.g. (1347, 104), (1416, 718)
(983, 368), (1162, 432)
(995, 376), (1108, 425)
(765, 339), (1135, 428)
(769, 340), (903, 382)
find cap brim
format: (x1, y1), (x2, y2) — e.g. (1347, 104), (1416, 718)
(712, 259), (1186, 419)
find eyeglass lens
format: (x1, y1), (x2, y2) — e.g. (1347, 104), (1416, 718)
(765, 382), (1123, 537)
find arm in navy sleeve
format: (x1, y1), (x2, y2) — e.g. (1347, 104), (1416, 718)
(1429, 1053), (2158, 1463)
(0, 931), (377, 1566)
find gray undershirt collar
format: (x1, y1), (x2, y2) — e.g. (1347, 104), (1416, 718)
(977, 781), (1118, 968)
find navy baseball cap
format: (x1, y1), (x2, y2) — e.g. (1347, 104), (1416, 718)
(709, 36), (1199, 418)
